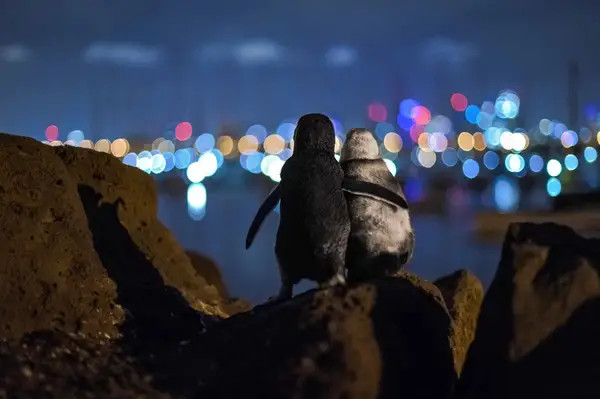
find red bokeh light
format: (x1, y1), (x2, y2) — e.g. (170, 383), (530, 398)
(367, 102), (388, 122)
(175, 122), (193, 141)
(450, 93), (468, 111)
(411, 106), (431, 125)
(45, 125), (59, 141)
(410, 124), (425, 143)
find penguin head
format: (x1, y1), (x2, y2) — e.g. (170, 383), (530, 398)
(340, 128), (380, 162)
(292, 113), (335, 154)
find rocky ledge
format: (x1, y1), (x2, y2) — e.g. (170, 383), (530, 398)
(1, 133), (599, 398)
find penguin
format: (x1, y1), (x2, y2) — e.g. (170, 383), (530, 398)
(257, 113), (351, 300)
(340, 128), (415, 281)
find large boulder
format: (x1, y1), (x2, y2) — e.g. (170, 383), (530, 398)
(195, 273), (457, 399)
(434, 270), (483, 376)
(0, 134), (123, 340)
(457, 222), (600, 399)
(53, 144), (225, 315)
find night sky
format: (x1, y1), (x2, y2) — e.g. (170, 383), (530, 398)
(1, 0), (599, 139)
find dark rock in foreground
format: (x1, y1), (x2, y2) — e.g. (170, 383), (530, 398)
(434, 270), (483, 375)
(457, 222), (600, 399)
(197, 273), (457, 399)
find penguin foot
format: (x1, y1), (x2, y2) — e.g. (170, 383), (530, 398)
(319, 272), (347, 289)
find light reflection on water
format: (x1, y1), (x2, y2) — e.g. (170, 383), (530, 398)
(158, 187), (501, 304)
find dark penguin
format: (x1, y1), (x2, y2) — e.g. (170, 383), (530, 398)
(340, 128), (415, 281)
(258, 113), (351, 300)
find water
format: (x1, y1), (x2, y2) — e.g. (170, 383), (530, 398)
(158, 186), (501, 304)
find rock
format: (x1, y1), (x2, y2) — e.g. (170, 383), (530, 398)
(186, 250), (252, 315)
(53, 144), (226, 316)
(0, 330), (170, 398)
(195, 273), (457, 399)
(0, 133), (123, 340)
(457, 222), (600, 399)
(434, 270), (483, 375)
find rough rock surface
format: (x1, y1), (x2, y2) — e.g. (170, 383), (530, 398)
(434, 270), (483, 375)
(0, 133), (123, 340)
(0, 330), (169, 399)
(53, 144), (225, 315)
(457, 222), (600, 399)
(195, 273), (457, 399)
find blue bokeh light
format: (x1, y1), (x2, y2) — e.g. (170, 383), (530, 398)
(462, 159), (480, 179)
(483, 151), (500, 170)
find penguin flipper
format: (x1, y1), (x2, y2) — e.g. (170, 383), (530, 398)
(342, 178), (409, 210)
(246, 184), (282, 249)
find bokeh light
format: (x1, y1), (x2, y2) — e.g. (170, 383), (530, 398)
(151, 153), (166, 174)
(462, 159), (479, 179)
(473, 132), (486, 151)
(79, 140), (93, 149)
(67, 130), (84, 144)
(505, 154), (525, 173)
(546, 159), (562, 177)
(158, 139), (175, 153)
(411, 106), (431, 125)
(483, 151), (500, 170)
(539, 119), (552, 135)
(187, 183), (207, 209)
(457, 132), (474, 151)
(175, 122), (193, 141)
(494, 175), (519, 212)
(418, 132), (432, 152)
(95, 139), (111, 153)
(399, 99), (419, 118)
(217, 135), (234, 156)
(368, 102), (387, 122)
(374, 122), (395, 140)
(417, 150), (436, 168)
(429, 132), (448, 153)
(276, 122), (296, 142)
(564, 154), (579, 171)
(529, 154), (544, 173)
(195, 133), (216, 153)
(495, 90), (520, 119)
(110, 138), (129, 157)
(122, 153), (137, 167)
(384, 159), (397, 176)
(198, 151), (219, 177)
(246, 124), (268, 143)
(546, 177), (562, 197)
(442, 148), (458, 167)
(174, 148), (192, 169)
(450, 93), (468, 112)
(45, 125), (59, 141)
(383, 132), (402, 153)
(465, 105), (481, 124)
(264, 134), (286, 154)
(584, 147), (598, 163)
(560, 130), (578, 148)
(186, 161), (205, 183)
(163, 152), (175, 172)
(238, 135), (259, 154)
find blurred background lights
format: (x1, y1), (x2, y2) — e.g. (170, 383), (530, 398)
(174, 148), (192, 169)
(238, 135), (259, 154)
(163, 152), (175, 172)
(441, 148), (458, 167)
(494, 90), (520, 119)
(483, 151), (499, 170)
(246, 124), (268, 143)
(45, 125), (59, 141)
(110, 138), (129, 157)
(429, 132), (448, 152)
(546, 159), (562, 177)
(276, 122), (296, 142)
(462, 159), (479, 179)
(450, 93), (468, 111)
(267, 157), (285, 182)
(418, 132), (432, 152)
(79, 140), (93, 149)
(505, 154), (525, 173)
(151, 153), (166, 174)
(67, 129), (84, 144)
(374, 121), (395, 140)
(136, 154), (152, 173)
(411, 105), (431, 125)
(584, 147), (598, 163)
(564, 154), (578, 171)
(158, 139), (175, 153)
(186, 161), (205, 183)
(198, 151), (218, 177)
(194, 133), (215, 153)
(560, 130), (578, 148)
(264, 134), (285, 154)
(417, 149), (436, 168)
(384, 159), (397, 176)
(473, 132), (486, 151)
(528, 154), (544, 172)
(217, 135), (234, 156)
(95, 138), (111, 153)
(383, 132), (402, 153)
(122, 152), (137, 167)
(546, 177), (562, 197)
(465, 105), (480, 124)
(187, 183), (207, 209)
(484, 127), (502, 148)
(368, 102), (387, 122)
(457, 132), (474, 151)
(494, 176), (519, 212)
(245, 152), (264, 174)
(399, 98), (419, 118)
(175, 121), (192, 141)
(539, 119), (552, 135)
